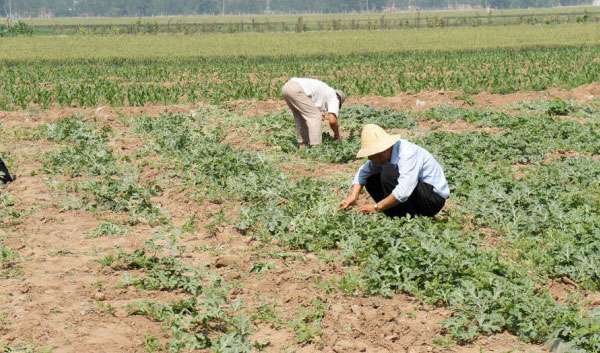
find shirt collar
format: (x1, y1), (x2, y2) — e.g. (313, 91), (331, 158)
(390, 140), (401, 164)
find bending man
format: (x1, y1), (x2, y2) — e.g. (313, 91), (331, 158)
(282, 77), (346, 147)
(340, 124), (449, 217)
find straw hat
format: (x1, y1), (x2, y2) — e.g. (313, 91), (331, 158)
(356, 124), (401, 158)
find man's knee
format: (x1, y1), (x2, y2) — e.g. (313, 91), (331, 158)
(411, 182), (445, 217)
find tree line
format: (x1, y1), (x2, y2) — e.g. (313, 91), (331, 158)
(0, 0), (594, 18)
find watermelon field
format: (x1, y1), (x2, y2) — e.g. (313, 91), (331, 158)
(1, 16), (600, 353)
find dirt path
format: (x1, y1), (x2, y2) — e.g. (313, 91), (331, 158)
(228, 83), (600, 117)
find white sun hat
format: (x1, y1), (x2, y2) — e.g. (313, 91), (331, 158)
(356, 124), (401, 158)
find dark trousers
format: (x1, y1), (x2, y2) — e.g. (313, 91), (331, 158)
(365, 165), (445, 218)
(0, 158), (14, 184)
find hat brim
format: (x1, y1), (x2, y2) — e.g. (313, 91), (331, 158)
(356, 135), (400, 158)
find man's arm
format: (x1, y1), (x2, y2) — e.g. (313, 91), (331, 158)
(359, 194), (399, 214)
(324, 91), (341, 140)
(340, 183), (362, 209)
(324, 113), (341, 140)
(340, 162), (374, 210)
(390, 150), (421, 203)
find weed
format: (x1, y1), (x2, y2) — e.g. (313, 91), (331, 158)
(547, 99), (574, 116)
(181, 215), (196, 233)
(205, 209), (226, 237)
(95, 302), (116, 316)
(249, 262), (275, 274)
(252, 304), (283, 329)
(0, 241), (20, 278)
(143, 334), (162, 353)
(89, 222), (127, 238)
(0, 193), (22, 227)
(337, 271), (363, 296)
(291, 299), (328, 344)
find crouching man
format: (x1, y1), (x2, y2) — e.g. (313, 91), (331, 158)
(340, 124), (449, 218)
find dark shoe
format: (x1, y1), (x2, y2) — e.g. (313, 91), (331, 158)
(0, 158), (14, 184)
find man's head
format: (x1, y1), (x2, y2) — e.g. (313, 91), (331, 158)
(368, 147), (393, 166)
(335, 89), (346, 108)
(356, 124), (400, 163)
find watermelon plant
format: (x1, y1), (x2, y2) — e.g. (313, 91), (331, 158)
(41, 116), (164, 224)
(133, 106), (600, 351)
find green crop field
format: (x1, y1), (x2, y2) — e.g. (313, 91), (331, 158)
(1, 11), (600, 353)
(2, 23), (600, 60)
(1, 45), (600, 110)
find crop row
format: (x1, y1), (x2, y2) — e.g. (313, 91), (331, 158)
(133, 105), (600, 350)
(1, 45), (599, 110)
(253, 102), (600, 288)
(41, 117), (165, 224)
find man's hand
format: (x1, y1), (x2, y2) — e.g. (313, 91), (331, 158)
(339, 196), (357, 210)
(341, 184), (362, 210)
(360, 204), (378, 214)
(323, 112), (341, 141)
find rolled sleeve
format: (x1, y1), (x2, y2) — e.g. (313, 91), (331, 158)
(353, 161), (375, 185)
(326, 93), (340, 117)
(391, 150), (422, 202)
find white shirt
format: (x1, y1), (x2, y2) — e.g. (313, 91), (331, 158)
(353, 140), (450, 202)
(291, 77), (340, 117)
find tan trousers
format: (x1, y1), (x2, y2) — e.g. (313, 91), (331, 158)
(282, 81), (322, 146)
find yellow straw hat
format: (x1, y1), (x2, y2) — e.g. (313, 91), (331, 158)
(356, 124), (401, 158)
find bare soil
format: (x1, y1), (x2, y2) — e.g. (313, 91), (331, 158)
(229, 83), (600, 117)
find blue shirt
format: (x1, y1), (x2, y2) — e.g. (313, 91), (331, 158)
(352, 140), (450, 202)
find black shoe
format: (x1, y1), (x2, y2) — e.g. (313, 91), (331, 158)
(0, 158), (14, 184)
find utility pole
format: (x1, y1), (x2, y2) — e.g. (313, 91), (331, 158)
(222, 0), (225, 16)
(266, 0), (271, 13)
(8, 0), (12, 24)
(366, 0), (369, 12)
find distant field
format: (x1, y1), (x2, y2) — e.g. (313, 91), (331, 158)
(1, 23), (600, 60)
(20, 6), (600, 26)
(15, 6), (600, 34)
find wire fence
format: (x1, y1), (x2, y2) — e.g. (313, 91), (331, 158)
(27, 10), (600, 35)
